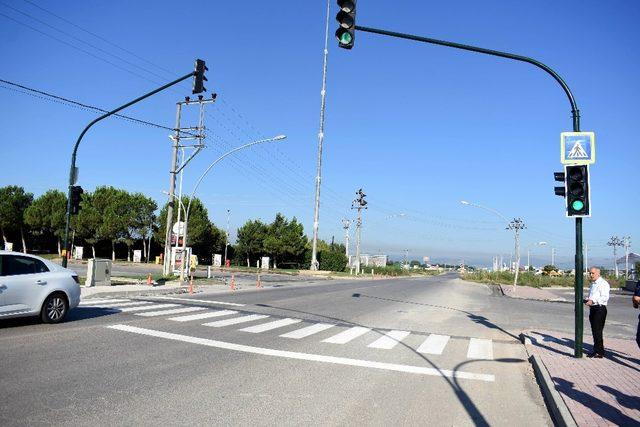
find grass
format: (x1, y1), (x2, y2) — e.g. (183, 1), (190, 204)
(462, 270), (627, 288)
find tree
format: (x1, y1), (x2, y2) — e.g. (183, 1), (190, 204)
(0, 186), (33, 253)
(91, 186), (131, 261)
(75, 191), (101, 258)
(124, 193), (157, 262)
(24, 189), (65, 254)
(236, 219), (268, 267)
(263, 213), (307, 268)
(542, 265), (558, 275)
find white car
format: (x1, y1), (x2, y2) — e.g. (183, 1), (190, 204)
(0, 251), (81, 323)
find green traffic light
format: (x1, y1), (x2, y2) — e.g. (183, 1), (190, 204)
(339, 32), (353, 45)
(571, 200), (585, 211)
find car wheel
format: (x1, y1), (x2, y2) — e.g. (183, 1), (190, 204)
(41, 293), (68, 324)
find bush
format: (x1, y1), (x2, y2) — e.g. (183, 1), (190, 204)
(318, 250), (348, 272)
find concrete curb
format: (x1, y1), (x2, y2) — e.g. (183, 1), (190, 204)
(498, 284), (571, 304)
(81, 286), (187, 299)
(520, 333), (577, 427)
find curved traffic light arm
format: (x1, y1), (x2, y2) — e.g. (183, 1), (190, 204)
(61, 70), (196, 267)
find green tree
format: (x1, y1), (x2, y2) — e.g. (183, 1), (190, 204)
(75, 191), (101, 258)
(24, 189), (65, 254)
(263, 213), (307, 268)
(91, 186), (131, 261)
(0, 186), (34, 253)
(236, 219), (268, 267)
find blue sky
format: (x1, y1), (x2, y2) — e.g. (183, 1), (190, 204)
(1, 0), (638, 268)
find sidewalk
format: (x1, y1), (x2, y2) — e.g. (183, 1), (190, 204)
(499, 284), (570, 302)
(523, 330), (640, 426)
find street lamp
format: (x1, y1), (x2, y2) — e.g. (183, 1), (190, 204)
(526, 241), (547, 271)
(179, 134), (286, 281)
(460, 200), (526, 288)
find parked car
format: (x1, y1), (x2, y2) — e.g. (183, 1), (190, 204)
(0, 251), (81, 323)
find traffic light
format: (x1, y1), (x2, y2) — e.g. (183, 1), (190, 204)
(336, 0), (356, 49)
(70, 185), (84, 215)
(192, 59), (208, 94)
(565, 165), (590, 217)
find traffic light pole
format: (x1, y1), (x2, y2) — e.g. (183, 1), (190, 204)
(353, 24), (585, 357)
(61, 71), (195, 268)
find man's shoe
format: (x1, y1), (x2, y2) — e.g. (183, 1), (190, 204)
(594, 353), (604, 358)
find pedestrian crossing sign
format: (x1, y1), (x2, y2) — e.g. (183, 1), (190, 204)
(560, 132), (595, 165)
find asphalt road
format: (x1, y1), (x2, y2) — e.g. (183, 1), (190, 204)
(3, 273), (635, 425)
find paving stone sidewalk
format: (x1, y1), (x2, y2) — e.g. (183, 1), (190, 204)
(526, 330), (640, 426)
(499, 284), (570, 302)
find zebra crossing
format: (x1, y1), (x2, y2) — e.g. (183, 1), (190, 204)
(82, 298), (496, 360)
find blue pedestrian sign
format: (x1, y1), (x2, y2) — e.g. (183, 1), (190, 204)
(560, 132), (595, 165)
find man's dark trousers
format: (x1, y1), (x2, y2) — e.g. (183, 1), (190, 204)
(589, 305), (607, 355)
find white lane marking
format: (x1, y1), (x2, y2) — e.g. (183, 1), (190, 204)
(239, 318), (302, 333)
(280, 323), (335, 339)
(119, 304), (179, 313)
(417, 334), (451, 355)
(91, 301), (154, 308)
(467, 338), (493, 360)
(322, 326), (371, 344)
(203, 314), (269, 327)
(168, 310), (238, 322)
(149, 296), (245, 307)
(80, 299), (130, 306)
(107, 324), (494, 382)
(367, 330), (410, 350)
(135, 307), (206, 317)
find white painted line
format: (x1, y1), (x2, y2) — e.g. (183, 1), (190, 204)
(119, 304), (179, 313)
(280, 323), (335, 339)
(417, 334), (451, 355)
(90, 301), (154, 308)
(168, 310), (238, 322)
(135, 307), (206, 317)
(239, 318), (302, 333)
(149, 296), (245, 307)
(322, 326), (371, 344)
(107, 324), (494, 382)
(80, 299), (130, 306)
(203, 314), (269, 328)
(367, 330), (410, 350)
(467, 338), (493, 360)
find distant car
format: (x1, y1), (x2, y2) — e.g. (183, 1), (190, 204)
(0, 251), (81, 323)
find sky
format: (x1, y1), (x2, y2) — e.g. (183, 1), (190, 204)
(1, 0), (638, 269)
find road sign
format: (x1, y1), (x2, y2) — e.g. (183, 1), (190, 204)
(560, 132), (595, 165)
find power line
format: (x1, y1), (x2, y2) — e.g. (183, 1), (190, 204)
(0, 78), (179, 133)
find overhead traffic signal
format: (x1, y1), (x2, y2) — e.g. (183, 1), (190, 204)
(336, 0), (356, 49)
(192, 59), (208, 94)
(565, 165), (590, 217)
(70, 185), (84, 215)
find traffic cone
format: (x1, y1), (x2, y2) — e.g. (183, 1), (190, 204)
(230, 274), (236, 291)
(256, 273), (262, 288)
(147, 274), (152, 285)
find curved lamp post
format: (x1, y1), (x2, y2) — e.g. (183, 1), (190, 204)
(179, 134), (286, 280)
(526, 241), (547, 270)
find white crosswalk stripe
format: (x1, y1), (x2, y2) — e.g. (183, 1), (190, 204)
(280, 323), (336, 339)
(367, 330), (410, 349)
(119, 303), (179, 313)
(93, 301), (154, 308)
(168, 310), (238, 322)
(467, 338), (493, 360)
(135, 307), (206, 317)
(322, 326), (371, 344)
(239, 318), (302, 333)
(203, 314), (269, 328)
(80, 299), (130, 306)
(417, 334), (451, 355)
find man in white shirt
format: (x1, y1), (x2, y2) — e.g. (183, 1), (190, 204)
(584, 267), (610, 358)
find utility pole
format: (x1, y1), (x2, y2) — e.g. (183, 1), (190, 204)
(551, 247), (556, 267)
(507, 218), (526, 289)
(342, 219), (350, 258)
(351, 189), (367, 275)
(607, 236), (622, 278)
(310, 0), (331, 271)
(404, 249), (409, 269)
(224, 209), (231, 266)
(623, 236), (631, 279)
(163, 95), (214, 277)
